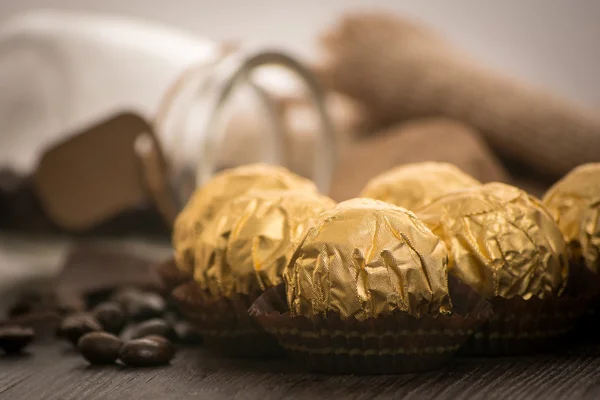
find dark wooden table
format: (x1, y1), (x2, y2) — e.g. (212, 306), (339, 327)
(2, 342), (600, 400)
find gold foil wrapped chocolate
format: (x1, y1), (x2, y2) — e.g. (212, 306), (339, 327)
(193, 189), (336, 299)
(173, 164), (317, 274)
(542, 163), (600, 274)
(284, 198), (452, 320)
(360, 162), (481, 211)
(418, 183), (569, 300)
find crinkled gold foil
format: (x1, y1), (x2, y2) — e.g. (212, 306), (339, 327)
(284, 198), (452, 320)
(417, 183), (569, 300)
(173, 163), (318, 274)
(360, 162), (481, 211)
(542, 163), (600, 274)
(192, 189), (336, 299)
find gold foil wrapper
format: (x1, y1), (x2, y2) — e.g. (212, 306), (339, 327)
(173, 163), (317, 274)
(418, 183), (569, 300)
(284, 198), (452, 320)
(542, 163), (600, 274)
(193, 189), (336, 299)
(360, 162), (481, 211)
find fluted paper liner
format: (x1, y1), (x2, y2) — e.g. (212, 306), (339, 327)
(462, 294), (590, 356)
(157, 257), (191, 296)
(171, 281), (285, 358)
(461, 260), (598, 355)
(564, 261), (600, 339)
(249, 277), (492, 374)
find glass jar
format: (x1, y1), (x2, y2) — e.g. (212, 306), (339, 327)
(153, 48), (336, 214)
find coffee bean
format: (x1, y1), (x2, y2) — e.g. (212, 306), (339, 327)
(58, 314), (102, 345)
(77, 332), (122, 365)
(118, 338), (173, 367)
(128, 292), (167, 321)
(143, 335), (175, 359)
(120, 319), (175, 342)
(110, 287), (142, 307)
(163, 312), (179, 326)
(174, 321), (203, 345)
(0, 326), (35, 354)
(91, 302), (126, 334)
(111, 288), (166, 321)
(56, 294), (86, 316)
(156, 259), (190, 294)
(143, 334), (169, 343)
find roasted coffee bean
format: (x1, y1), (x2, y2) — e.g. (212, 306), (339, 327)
(119, 324), (135, 341)
(110, 287), (142, 307)
(118, 338), (174, 367)
(91, 302), (126, 334)
(111, 288), (166, 321)
(143, 334), (170, 344)
(58, 313), (102, 345)
(156, 259), (190, 294)
(127, 292), (167, 321)
(120, 319), (175, 342)
(77, 332), (122, 365)
(0, 326), (35, 354)
(143, 335), (175, 358)
(163, 312), (179, 326)
(174, 321), (203, 345)
(56, 293), (86, 315)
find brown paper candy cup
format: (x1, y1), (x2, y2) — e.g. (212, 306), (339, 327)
(171, 281), (285, 358)
(156, 258), (192, 296)
(566, 261), (600, 338)
(249, 278), (492, 374)
(576, 298), (600, 339)
(460, 286), (594, 356)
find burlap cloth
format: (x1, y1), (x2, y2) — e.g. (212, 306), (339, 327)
(329, 118), (509, 202)
(314, 12), (600, 183)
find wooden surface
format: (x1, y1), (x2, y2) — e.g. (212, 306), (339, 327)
(2, 342), (600, 399)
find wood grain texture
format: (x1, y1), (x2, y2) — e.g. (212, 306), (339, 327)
(2, 343), (600, 400)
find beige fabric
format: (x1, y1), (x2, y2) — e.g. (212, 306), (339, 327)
(316, 12), (600, 180)
(329, 118), (509, 202)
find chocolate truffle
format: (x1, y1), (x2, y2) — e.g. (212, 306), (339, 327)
(194, 189), (336, 299)
(542, 163), (600, 274)
(173, 163), (317, 274)
(418, 182), (569, 299)
(360, 162), (480, 211)
(284, 198), (452, 320)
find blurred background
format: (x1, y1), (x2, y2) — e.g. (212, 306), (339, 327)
(2, 0), (599, 107)
(1, 0), (599, 227)
(1, 1), (600, 315)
